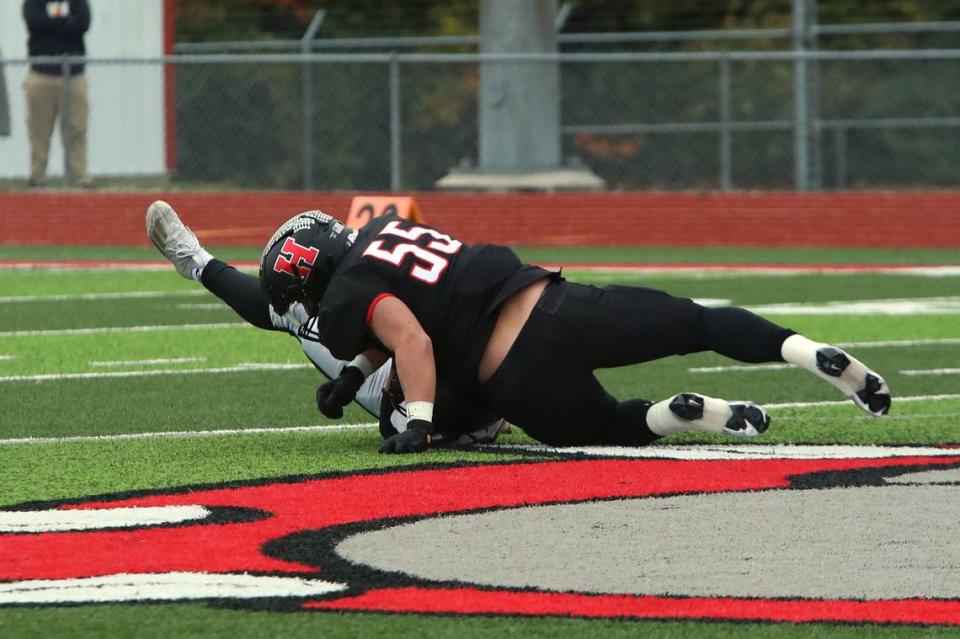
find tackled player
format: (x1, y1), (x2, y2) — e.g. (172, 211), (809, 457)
(255, 209), (891, 454)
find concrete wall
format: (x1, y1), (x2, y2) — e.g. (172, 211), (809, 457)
(0, 0), (168, 179)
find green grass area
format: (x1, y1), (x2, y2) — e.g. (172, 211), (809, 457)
(0, 249), (958, 637)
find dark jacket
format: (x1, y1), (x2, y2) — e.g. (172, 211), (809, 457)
(23, 0), (91, 76)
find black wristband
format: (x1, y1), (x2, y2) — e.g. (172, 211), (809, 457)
(341, 365), (365, 389)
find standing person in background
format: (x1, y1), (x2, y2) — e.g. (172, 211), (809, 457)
(22, 0), (91, 188)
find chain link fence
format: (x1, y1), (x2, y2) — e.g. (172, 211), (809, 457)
(2, 50), (959, 191)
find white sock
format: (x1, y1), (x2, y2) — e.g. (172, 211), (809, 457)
(190, 250), (214, 283)
(646, 394), (732, 436)
(780, 334), (868, 396)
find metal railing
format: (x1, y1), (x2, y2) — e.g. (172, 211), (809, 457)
(174, 21), (960, 53)
(3, 49), (958, 191)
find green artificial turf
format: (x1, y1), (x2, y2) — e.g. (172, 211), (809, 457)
(0, 248), (958, 638)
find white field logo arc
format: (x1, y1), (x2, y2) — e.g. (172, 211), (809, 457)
(2, 447), (959, 626)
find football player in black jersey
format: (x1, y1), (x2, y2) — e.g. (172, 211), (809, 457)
(259, 209), (891, 454)
(146, 200), (506, 446)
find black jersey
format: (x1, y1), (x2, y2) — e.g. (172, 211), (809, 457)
(316, 215), (551, 389)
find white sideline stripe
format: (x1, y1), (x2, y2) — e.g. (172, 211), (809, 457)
(90, 357), (207, 368)
(0, 290), (207, 303)
(175, 303), (228, 310)
(534, 264), (960, 277)
(901, 368), (960, 376)
(0, 322), (249, 337)
(765, 393), (960, 409)
(748, 296), (960, 316)
(7, 260), (959, 275)
(0, 572), (347, 604)
(0, 421), (379, 446)
(0, 263), (177, 271)
(839, 337), (960, 348)
(513, 443), (960, 460)
(0, 362), (313, 383)
(0, 505), (211, 533)
(0, 355), (14, 361)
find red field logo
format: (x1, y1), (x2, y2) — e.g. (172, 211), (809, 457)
(1, 452), (959, 625)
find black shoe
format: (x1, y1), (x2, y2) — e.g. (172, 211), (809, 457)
(725, 402), (771, 437)
(816, 346), (891, 417)
(815, 347), (850, 378)
(854, 373), (892, 417)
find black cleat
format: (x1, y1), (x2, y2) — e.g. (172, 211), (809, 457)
(854, 373), (892, 417)
(817, 346), (891, 417)
(669, 393), (705, 421)
(816, 347), (850, 378)
(724, 402), (771, 437)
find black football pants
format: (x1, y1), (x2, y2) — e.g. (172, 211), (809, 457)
(481, 279), (794, 447)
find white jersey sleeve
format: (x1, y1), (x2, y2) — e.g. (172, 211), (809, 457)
(269, 303), (504, 443)
(269, 301), (392, 418)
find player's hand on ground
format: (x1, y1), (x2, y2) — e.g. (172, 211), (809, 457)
(316, 366), (365, 419)
(379, 419), (433, 454)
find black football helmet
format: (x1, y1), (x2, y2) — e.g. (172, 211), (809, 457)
(258, 210), (357, 316)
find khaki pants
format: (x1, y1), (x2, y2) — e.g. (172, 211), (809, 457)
(23, 70), (89, 185)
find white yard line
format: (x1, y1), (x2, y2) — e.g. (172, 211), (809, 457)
(0, 322), (249, 338)
(0, 355), (14, 361)
(0, 290), (207, 304)
(175, 303), (228, 310)
(0, 421), (378, 446)
(691, 363), (794, 373)
(0, 363), (313, 383)
(900, 368), (960, 376)
(89, 357), (207, 368)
